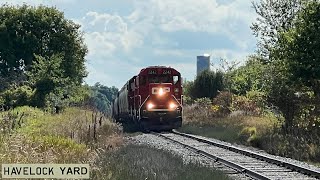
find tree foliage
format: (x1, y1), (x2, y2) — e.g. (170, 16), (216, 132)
(0, 4), (88, 82)
(188, 70), (224, 100)
(251, 0), (320, 130)
(88, 83), (118, 115)
(227, 56), (266, 96)
(0, 4), (88, 109)
(251, 0), (303, 60)
(277, 0), (320, 97)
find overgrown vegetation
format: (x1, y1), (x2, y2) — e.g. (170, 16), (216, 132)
(0, 106), (231, 179)
(87, 83), (118, 116)
(0, 4), (89, 111)
(92, 144), (231, 180)
(181, 0), (320, 163)
(0, 106), (122, 176)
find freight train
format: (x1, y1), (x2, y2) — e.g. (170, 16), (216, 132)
(111, 66), (183, 131)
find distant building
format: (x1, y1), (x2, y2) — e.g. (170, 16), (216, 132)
(197, 54), (210, 76)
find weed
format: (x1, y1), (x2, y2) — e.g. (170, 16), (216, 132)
(92, 144), (231, 180)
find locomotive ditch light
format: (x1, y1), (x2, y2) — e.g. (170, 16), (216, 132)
(147, 102), (155, 110)
(169, 103), (178, 109)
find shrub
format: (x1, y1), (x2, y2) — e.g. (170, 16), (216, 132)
(232, 95), (261, 116)
(212, 91), (233, 116)
(0, 85), (34, 108)
(194, 97), (212, 108)
(238, 126), (257, 142)
(246, 90), (266, 109)
(183, 95), (194, 105)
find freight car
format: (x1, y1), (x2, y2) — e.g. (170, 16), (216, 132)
(111, 66), (183, 131)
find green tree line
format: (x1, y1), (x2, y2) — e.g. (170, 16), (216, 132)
(0, 4), (117, 114)
(184, 0), (320, 132)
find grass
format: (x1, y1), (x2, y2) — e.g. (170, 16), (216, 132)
(92, 144), (231, 180)
(180, 125), (240, 143)
(180, 105), (279, 145)
(0, 106), (241, 178)
(0, 106), (122, 165)
(179, 104), (320, 164)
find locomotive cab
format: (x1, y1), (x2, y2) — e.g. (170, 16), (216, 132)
(138, 68), (183, 130)
(112, 66), (183, 131)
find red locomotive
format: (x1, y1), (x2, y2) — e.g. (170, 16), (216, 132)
(112, 66), (183, 131)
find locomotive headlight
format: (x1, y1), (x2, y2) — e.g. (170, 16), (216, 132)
(158, 88), (164, 96)
(147, 103), (155, 110)
(169, 103), (178, 109)
(174, 88), (179, 93)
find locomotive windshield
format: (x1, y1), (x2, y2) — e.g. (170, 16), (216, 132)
(148, 75), (171, 83)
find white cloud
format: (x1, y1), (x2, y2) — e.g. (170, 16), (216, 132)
(84, 32), (117, 57)
(167, 62), (196, 81)
(210, 49), (250, 62)
(78, 11), (144, 60)
(0, 0), (258, 87)
(85, 12), (127, 32)
(153, 49), (186, 57)
(129, 0), (257, 50)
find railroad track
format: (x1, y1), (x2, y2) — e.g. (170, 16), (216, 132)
(154, 130), (320, 180)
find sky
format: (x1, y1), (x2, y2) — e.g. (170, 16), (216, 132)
(1, 0), (259, 89)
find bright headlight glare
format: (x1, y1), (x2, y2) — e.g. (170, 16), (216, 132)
(169, 103), (177, 109)
(147, 103), (154, 109)
(158, 88), (164, 96)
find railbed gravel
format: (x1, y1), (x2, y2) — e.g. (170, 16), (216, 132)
(128, 133), (251, 180)
(185, 133), (320, 173)
(127, 132), (320, 180)
(162, 133), (317, 180)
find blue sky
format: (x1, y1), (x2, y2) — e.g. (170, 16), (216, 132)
(1, 0), (258, 89)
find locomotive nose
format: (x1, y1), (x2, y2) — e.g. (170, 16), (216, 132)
(150, 84), (172, 97)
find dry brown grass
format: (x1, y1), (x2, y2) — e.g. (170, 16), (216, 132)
(0, 106), (123, 166)
(181, 104), (320, 163)
(183, 104), (279, 134)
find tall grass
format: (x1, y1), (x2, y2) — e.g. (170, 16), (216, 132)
(180, 104), (320, 163)
(0, 106), (122, 165)
(181, 105), (278, 144)
(92, 144), (231, 180)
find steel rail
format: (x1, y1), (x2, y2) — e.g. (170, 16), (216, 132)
(172, 130), (320, 179)
(154, 132), (271, 180)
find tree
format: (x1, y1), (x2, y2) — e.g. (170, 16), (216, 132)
(227, 56), (266, 95)
(190, 70), (224, 100)
(251, 0), (303, 60)
(89, 83), (119, 115)
(0, 4), (87, 83)
(0, 4), (88, 108)
(277, 0), (320, 98)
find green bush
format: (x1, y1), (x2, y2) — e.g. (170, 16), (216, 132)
(212, 91), (233, 116)
(0, 85), (34, 107)
(238, 126), (257, 143)
(232, 95), (261, 116)
(194, 97), (212, 108)
(183, 95), (194, 105)
(246, 90), (266, 109)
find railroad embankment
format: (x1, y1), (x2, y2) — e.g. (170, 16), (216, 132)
(0, 106), (123, 178)
(0, 106), (233, 179)
(180, 101), (320, 165)
(93, 143), (231, 180)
